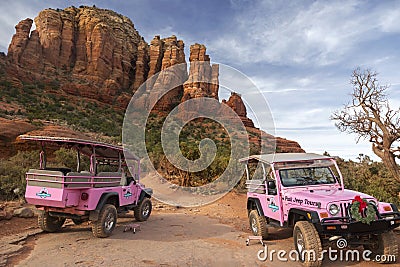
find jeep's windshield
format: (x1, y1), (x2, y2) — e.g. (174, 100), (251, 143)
(279, 167), (337, 187)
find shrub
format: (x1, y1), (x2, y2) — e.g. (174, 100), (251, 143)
(0, 150), (39, 200)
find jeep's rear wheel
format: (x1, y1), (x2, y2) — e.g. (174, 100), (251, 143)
(293, 221), (322, 267)
(134, 198), (152, 222)
(38, 212), (65, 232)
(364, 231), (398, 264)
(92, 204), (117, 238)
(248, 210), (268, 239)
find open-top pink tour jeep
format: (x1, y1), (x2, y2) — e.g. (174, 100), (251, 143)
(20, 135), (153, 238)
(241, 153), (400, 266)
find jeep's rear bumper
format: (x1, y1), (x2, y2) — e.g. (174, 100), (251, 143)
(316, 212), (400, 236)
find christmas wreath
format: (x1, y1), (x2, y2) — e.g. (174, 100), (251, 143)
(350, 196), (376, 225)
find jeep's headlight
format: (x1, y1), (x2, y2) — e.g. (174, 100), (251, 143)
(368, 200), (377, 207)
(328, 204), (340, 216)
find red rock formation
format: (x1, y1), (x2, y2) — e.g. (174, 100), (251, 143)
(225, 92), (246, 117)
(7, 19), (33, 65)
(148, 36), (163, 79)
(160, 36), (185, 70)
(143, 35), (187, 113)
(7, 6), (144, 106)
(132, 40), (149, 92)
(210, 64), (219, 100)
(2, 6), (305, 155)
(245, 127), (305, 154)
(12, 125), (96, 158)
(275, 137), (305, 153)
(152, 37), (187, 112)
(182, 44), (219, 101)
(0, 118), (37, 158)
(222, 92), (255, 128)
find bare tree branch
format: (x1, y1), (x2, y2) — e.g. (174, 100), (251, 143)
(331, 68), (400, 182)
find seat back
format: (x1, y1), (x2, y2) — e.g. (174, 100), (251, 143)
(94, 172), (123, 188)
(65, 172), (92, 188)
(27, 169), (64, 188)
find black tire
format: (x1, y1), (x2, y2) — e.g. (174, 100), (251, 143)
(38, 212), (66, 232)
(134, 198), (152, 222)
(293, 221), (322, 267)
(72, 218), (84, 225)
(365, 231), (398, 264)
(248, 210), (268, 239)
(92, 204), (117, 238)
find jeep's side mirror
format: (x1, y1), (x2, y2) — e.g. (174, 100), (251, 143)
(267, 180), (276, 189)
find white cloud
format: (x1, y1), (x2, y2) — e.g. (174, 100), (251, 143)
(278, 127), (378, 160)
(379, 8), (400, 33)
(249, 75), (334, 98)
(270, 106), (333, 129)
(210, 0), (400, 66)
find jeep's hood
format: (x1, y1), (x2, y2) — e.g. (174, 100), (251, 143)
(282, 188), (375, 209)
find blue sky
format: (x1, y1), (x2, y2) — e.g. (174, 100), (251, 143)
(1, 0), (400, 160)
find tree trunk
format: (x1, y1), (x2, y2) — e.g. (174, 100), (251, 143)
(382, 150), (400, 183)
(372, 141), (400, 183)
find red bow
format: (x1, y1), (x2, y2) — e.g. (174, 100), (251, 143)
(352, 195), (367, 212)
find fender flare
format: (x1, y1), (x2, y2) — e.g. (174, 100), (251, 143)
(288, 208), (320, 225)
(138, 188), (153, 203)
(89, 192), (119, 221)
(247, 197), (265, 217)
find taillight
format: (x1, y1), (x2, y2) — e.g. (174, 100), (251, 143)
(81, 193), (89, 200)
(383, 206), (392, 212)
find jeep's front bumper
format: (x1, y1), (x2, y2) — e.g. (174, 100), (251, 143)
(315, 212), (400, 236)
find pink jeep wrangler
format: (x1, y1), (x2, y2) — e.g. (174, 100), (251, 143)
(20, 135), (152, 238)
(241, 153), (400, 265)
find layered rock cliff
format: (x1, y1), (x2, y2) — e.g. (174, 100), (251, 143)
(8, 7), (143, 105)
(183, 44), (219, 101)
(149, 35), (187, 112)
(223, 93), (255, 128)
(1, 5), (304, 154)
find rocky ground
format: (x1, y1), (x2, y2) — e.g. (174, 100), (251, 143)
(0, 192), (399, 267)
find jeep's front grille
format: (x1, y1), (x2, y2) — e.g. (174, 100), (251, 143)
(340, 202), (351, 217)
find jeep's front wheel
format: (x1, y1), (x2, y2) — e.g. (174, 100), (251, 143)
(365, 231), (398, 264)
(293, 221), (322, 267)
(134, 198), (152, 222)
(92, 204), (117, 238)
(248, 210), (268, 239)
(38, 212), (66, 232)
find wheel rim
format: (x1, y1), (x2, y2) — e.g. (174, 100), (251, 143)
(142, 202), (150, 217)
(104, 213), (115, 231)
(251, 217), (258, 234)
(296, 230), (305, 253)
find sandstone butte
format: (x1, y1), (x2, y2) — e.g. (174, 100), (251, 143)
(0, 5), (304, 156)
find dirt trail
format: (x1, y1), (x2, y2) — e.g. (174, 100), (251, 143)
(1, 192), (399, 267)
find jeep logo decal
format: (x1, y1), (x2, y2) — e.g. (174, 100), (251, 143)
(124, 188), (133, 198)
(36, 188), (51, 199)
(268, 198), (279, 212)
